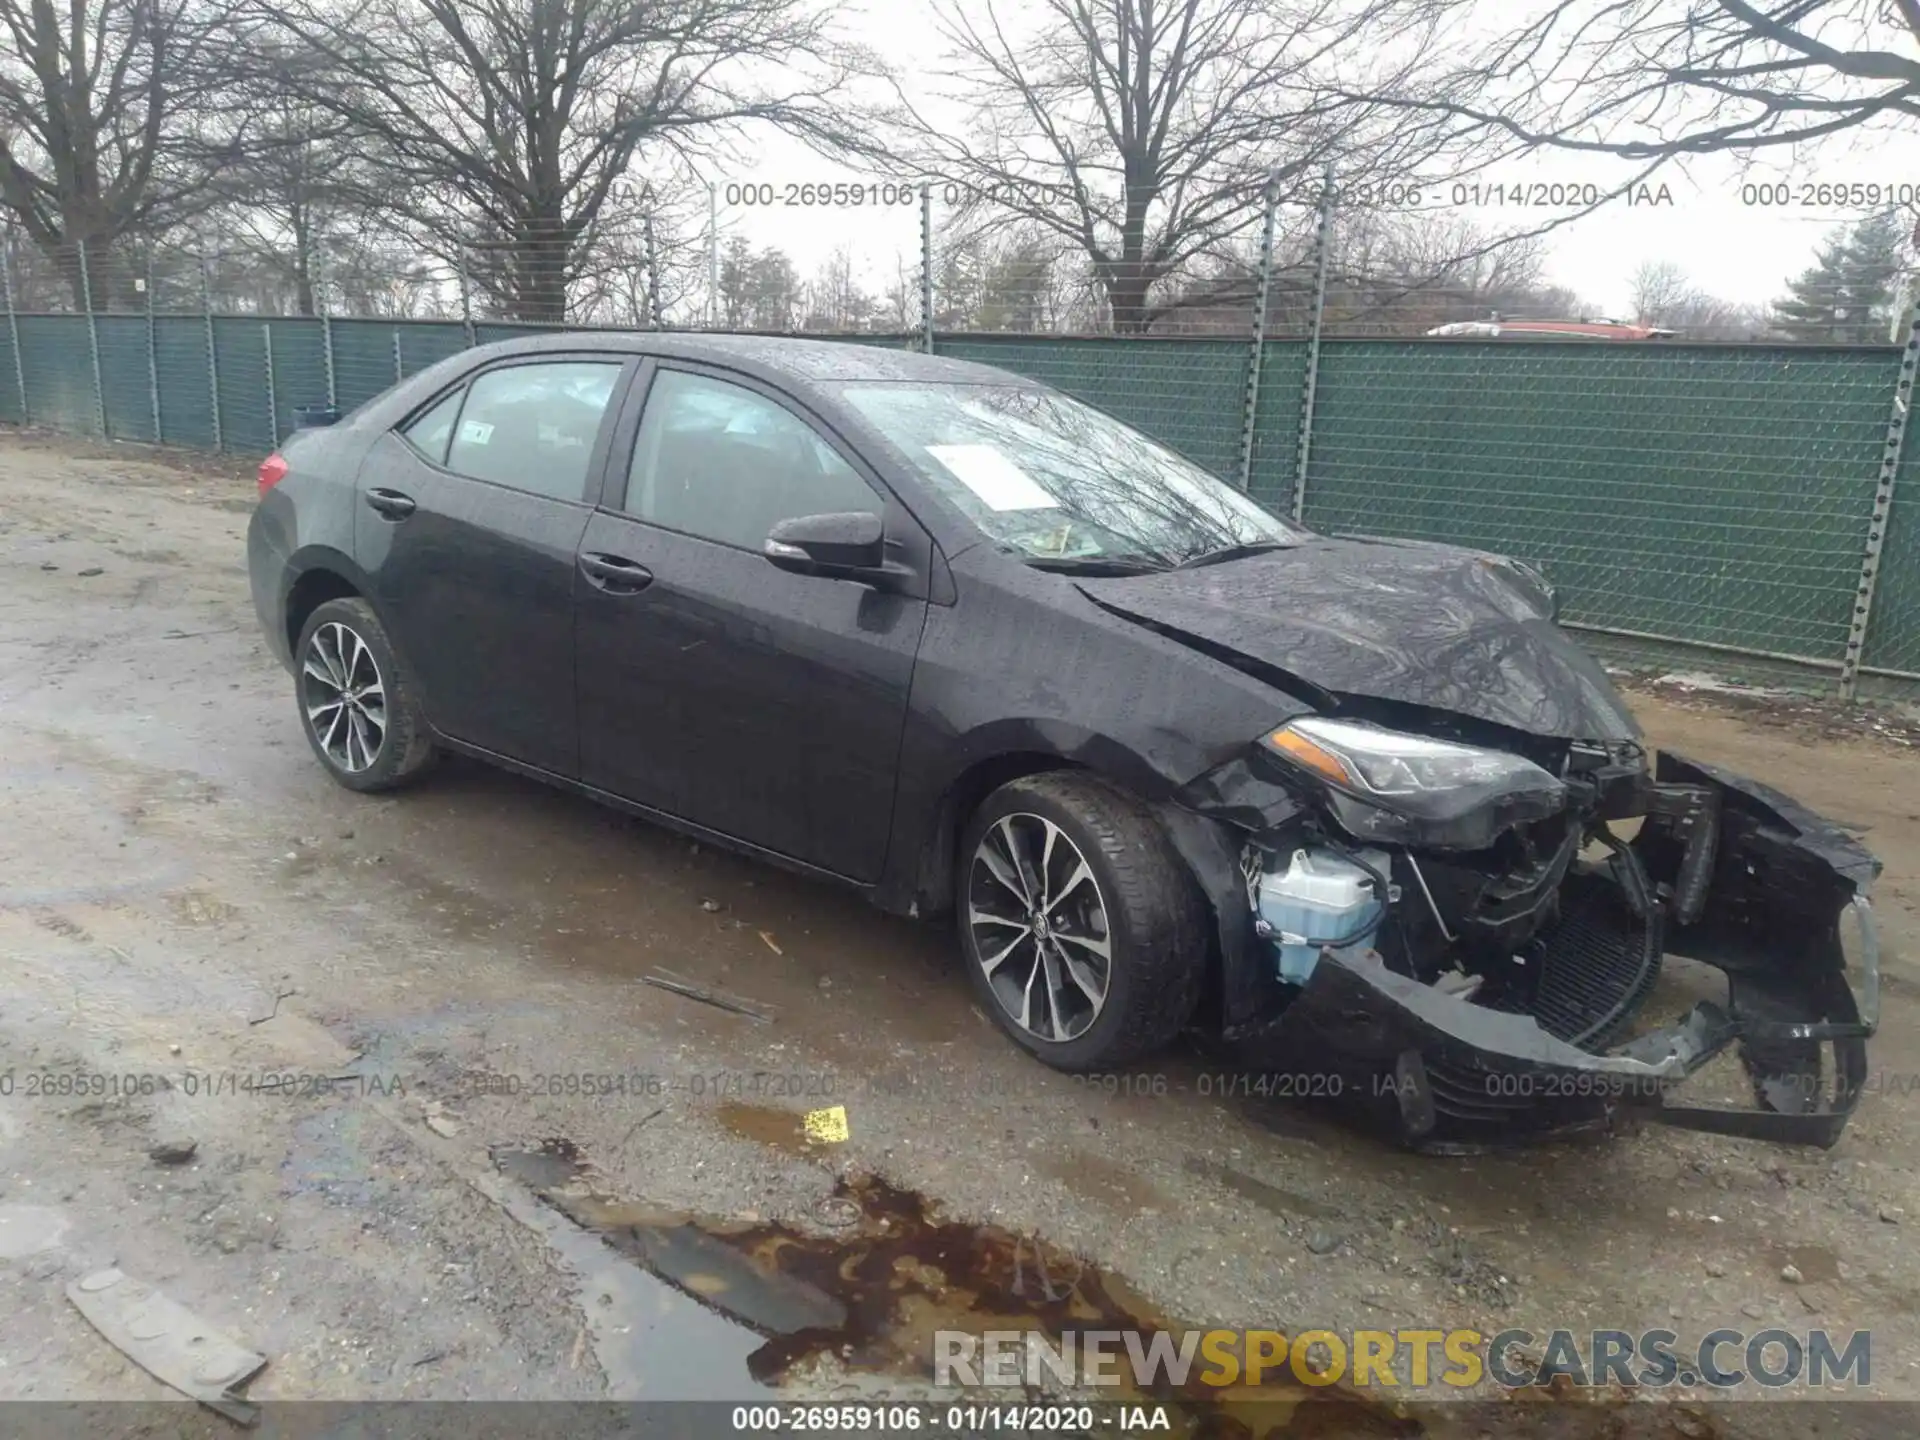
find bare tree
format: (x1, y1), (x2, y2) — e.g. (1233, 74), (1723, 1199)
(0, 0), (244, 306)
(801, 245), (879, 330)
(252, 0), (870, 322)
(1325, 210), (1554, 328)
(1628, 260), (1695, 325)
(1619, 258), (1766, 337)
(878, 252), (916, 330)
(1378, 1), (1920, 160)
(1144, 208), (1579, 335)
(887, 0), (1470, 333)
(209, 101), (377, 315)
(566, 173), (711, 325)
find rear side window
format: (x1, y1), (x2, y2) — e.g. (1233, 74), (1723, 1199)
(401, 388), (463, 465)
(442, 361), (623, 502)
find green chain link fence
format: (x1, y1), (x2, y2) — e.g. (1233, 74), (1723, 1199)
(2, 296), (1915, 701)
(1294, 341), (1897, 668)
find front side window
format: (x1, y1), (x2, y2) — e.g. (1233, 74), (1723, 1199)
(837, 382), (1306, 568)
(625, 369), (879, 550)
(442, 361), (622, 502)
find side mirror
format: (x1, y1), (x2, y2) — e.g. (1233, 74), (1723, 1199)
(765, 512), (899, 585)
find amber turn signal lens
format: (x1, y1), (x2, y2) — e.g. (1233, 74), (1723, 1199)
(1264, 726), (1354, 787)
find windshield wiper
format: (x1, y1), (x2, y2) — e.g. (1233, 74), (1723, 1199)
(1022, 553), (1169, 576)
(1173, 539), (1297, 570)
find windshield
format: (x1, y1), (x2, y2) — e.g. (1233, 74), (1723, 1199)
(836, 382), (1308, 567)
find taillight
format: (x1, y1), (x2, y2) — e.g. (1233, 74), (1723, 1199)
(258, 453), (289, 496)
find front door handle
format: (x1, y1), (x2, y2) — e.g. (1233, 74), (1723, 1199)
(364, 487), (417, 520)
(579, 552), (654, 594)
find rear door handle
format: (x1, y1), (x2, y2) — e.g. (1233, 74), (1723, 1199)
(579, 552), (653, 594)
(364, 487), (417, 520)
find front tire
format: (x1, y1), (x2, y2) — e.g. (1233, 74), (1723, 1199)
(294, 597), (436, 793)
(958, 772), (1206, 1071)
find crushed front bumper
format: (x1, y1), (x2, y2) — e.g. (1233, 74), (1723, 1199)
(1263, 753), (1881, 1149)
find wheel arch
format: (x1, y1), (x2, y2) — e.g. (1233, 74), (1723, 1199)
(896, 719), (1185, 922)
(913, 749), (1080, 919)
(282, 548), (380, 659)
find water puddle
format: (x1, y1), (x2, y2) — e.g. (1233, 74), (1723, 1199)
(490, 1138), (1411, 1434)
(486, 1140), (767, 1400)
(714, 1100), (825, 1157)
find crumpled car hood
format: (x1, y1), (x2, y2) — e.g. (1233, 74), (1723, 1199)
(1075, 537), (1640, 740)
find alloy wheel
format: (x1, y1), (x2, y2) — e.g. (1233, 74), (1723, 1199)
(301, 621), (388, 773)
(967, 812), (1113, 1042)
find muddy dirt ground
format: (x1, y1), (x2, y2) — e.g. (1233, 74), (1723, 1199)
(2, 430), (1917, 1434)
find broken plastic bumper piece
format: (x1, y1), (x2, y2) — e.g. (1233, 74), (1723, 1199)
(1269, 753), (1880, 1149)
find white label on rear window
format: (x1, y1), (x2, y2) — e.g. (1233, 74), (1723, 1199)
(458, 420), (494, 445)
(926, 443), (1058, 511)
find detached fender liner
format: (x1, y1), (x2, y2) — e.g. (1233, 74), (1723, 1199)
(1255, 753), (1881, 1149)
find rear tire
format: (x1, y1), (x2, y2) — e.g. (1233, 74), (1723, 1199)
(294, 597), (436, 793)
(958, 771), (1206, 1071)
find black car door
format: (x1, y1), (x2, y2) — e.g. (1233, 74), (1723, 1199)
(574, 363), (930, 881)
(356, 355), (632, 776)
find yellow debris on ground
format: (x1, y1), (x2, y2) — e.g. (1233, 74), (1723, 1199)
(803, 1105), (849, 1144)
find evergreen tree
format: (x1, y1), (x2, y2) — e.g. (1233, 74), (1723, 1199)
(1773, 210), (1908, 343)
(715, 240), (802, 331)
(717, 237), (755, 329)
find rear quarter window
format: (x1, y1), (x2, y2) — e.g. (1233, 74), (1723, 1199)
(400, 388), (464, 466)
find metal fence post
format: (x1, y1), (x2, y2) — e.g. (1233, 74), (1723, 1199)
(2, 240), (27, 426)
(919, 184), (935, 353)
(145, 252), (162, 443)
(643, 214), (664, 330)
(318, 248), (337, 408)
(202, 256), (223, 450)
(262, 322), (277, 446)
(1237, 168), (1281, 492)
(707, 181), (719, 328)
(392, 329), (403, 386)
(1839, 304), (1920, 699)
(458, 253), (476, 348)
(1291, 166), (1335, 524)
(78, 237), (108, 438)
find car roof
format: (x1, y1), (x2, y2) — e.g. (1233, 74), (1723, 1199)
(470, 330), (1037, 388)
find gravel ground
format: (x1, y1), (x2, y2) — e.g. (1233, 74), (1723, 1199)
(1, 429), (1916, 1436)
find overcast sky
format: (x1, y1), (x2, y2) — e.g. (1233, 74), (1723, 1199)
(690, 0), (1905, 321)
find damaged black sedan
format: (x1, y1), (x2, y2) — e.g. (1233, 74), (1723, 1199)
(247, 334), (1879, 1148)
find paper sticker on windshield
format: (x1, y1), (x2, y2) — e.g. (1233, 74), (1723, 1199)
(458, 419), (494, 445)
(926, 444), (1057, 511)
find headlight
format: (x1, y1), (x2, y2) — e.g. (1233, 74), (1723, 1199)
(1260, 717), (1567, 849)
